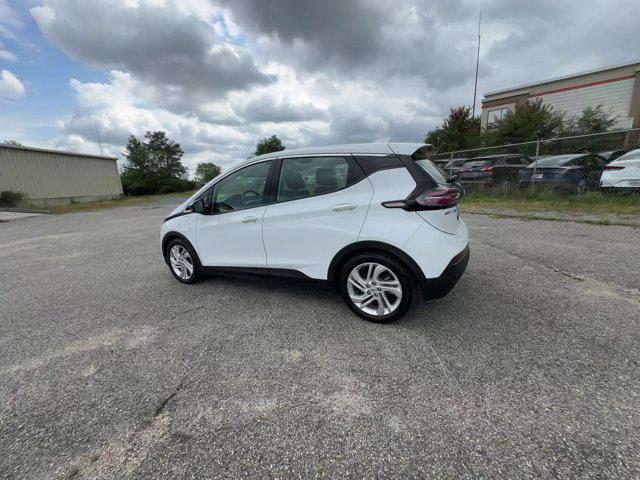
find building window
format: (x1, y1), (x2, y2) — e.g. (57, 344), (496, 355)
(488, 107), (509, 125)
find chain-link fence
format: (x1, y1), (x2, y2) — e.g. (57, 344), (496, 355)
(430, 128), (640, 195)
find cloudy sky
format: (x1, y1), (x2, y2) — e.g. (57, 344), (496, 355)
(0, 0), (638, 172)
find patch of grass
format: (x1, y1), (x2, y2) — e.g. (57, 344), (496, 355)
(49, 191), (196, 214)
(460, 188), (640, 216)
(477, 212), (633, 227)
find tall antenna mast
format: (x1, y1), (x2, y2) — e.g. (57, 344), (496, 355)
(95, 127), (103, 156)
(472, 10), (482, 117)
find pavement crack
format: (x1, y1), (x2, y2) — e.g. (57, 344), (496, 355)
(57, 345), (210, 479)
(152, 381), (184, 418)
(470, 237), (640, 366)
(152, 345), (209, 418)
(167, 304), (208, 322)
(470, 237), (639, 303)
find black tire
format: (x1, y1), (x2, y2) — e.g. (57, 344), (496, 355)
(576, 178), (588, 194)
(339, 252), (415, 323)
(165, 238), (203, 284)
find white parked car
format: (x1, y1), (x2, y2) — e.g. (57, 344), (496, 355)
(600, 148), (640, 194)
(160, 143), (469, 322)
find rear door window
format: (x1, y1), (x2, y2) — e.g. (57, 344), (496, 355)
(276, 156), (364, 202)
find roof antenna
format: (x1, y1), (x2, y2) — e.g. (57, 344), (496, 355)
(472, 10), (482, 118)
(96, 127), (103, 156)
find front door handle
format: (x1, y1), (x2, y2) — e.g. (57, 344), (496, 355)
(241, 216), (258, 223)
(330, 203), (357, 212)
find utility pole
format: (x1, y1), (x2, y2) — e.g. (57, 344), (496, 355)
(472, 10), (482, 118)
(96, 127), (103, 156)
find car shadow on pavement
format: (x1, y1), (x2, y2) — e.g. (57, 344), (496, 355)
(191, 270), (475, 333)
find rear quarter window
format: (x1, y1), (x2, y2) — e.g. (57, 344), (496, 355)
(354, 155), (404, 175)
(416, 159), (449, 184)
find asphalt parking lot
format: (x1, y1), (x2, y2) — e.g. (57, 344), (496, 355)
(1, 202), (639, 479)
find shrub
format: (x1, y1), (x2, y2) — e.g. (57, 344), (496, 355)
(0, 190), (24, 207)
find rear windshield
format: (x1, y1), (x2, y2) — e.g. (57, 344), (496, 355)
(416, 159), (449, 184)
(532, 155), (577, 167)
(617, 149), (640, 162)
(464, 160), (491, 168)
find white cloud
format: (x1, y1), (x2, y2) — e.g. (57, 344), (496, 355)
(0, 46), (17, 61)
(0, 69), (25, 98)
(27, 0), (640, 172)
(0, 24), (17, 40)
(31, 0), (274, 117)
(0, 0), (22, 30)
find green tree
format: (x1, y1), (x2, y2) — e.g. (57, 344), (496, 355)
(563, 104), (618, 135)
(254, 135), (285, 156)
(194, 162), (222, 185)
(121, 131), (194, 195)
(485, 99), (565, 145)
(424, 106), (481, 153)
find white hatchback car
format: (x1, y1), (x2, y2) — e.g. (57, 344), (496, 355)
(161, 143), (469, 322)
(600, 148), (640, 194)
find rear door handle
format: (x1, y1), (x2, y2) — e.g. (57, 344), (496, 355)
(330, 203), (357, 212)
(241, 216), (258, 223)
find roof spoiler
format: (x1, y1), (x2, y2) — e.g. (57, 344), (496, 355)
(387, 143), (433, 159)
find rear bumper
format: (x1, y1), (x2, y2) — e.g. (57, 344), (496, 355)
(600, 186), (640, 194)
(420, 245), (469, 300)
(600, 177), (640, 189)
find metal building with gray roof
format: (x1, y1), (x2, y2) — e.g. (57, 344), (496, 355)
(0, 144), (123, 207)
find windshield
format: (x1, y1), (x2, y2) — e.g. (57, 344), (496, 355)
(616, 149), (640, 161)
(416, 159), (450, 184)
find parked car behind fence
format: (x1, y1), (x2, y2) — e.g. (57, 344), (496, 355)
(597, 150), (628, 162)
(519, 154), (608, 192)
(440, 158), (469, 177)
(600, 148), (640, 194)
(458, 154), (531, 186)
(429, 128), (640, 196)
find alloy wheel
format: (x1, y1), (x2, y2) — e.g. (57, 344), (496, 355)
(169, 245), (194, 280)
(347, 262), (402, 316)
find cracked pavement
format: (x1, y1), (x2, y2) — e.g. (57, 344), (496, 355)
(1, 203), (639, 479)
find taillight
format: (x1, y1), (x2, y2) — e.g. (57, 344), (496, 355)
(382, 186), (462, 210)
(604, 165), (625, 171)
(481, 166), (495, 172)
(415, 186), (461, 208)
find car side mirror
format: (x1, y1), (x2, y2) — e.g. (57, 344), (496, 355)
(191, 199), (207, 215)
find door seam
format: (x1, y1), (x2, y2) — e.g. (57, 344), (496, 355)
(355, 176), (375, 241)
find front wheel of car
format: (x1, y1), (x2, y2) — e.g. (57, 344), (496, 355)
(340, 253), (415, 323)
(165, 239), (203, 284)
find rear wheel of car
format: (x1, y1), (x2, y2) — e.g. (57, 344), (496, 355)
(576, 178), (588, 193)
(165, 239), (203, 284)
(340, 252), (415, 323)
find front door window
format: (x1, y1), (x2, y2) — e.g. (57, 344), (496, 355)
(212, 161), (273, 213)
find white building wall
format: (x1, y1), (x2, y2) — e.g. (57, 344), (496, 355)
(530, 78), (635, 129)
